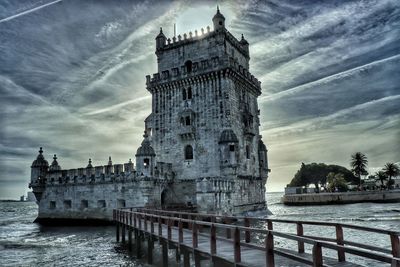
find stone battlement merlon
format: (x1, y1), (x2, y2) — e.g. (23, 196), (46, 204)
(145, 56), (261, 95)
(156, 28), (249, 59)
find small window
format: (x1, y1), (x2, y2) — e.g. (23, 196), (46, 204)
(185, 145), (193, 160)
(50, 201), (56, 209)
(117, 199), (126, 208)
(185, 116), (191, 126)
(246, 145), (250, 159)
(185, 60), (193, 73)
(81, 200), (88, 209)
(64, 200), (72, 209)
(229, 145), (235, 152)
(187, 87), (192, 99)
(98, 200), (106, 208)
(219, 21), (223, 25)
(144, 158), (149, 167)
(182, 88), (187, 100)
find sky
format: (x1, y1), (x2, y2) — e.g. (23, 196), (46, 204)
(0, 0), (399, 199)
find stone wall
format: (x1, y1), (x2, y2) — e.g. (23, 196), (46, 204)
(282, 190), (400, 205)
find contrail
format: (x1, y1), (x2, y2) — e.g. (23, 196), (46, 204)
(0, 0), (63, 24)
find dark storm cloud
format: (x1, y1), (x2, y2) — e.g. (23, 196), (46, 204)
(0, 0), (399, 196)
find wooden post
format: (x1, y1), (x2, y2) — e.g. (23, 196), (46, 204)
(391, 233), (400, 258)
(244, 217), (250, 243)
(225, 218), (231, 239)
(297, 222), (304, 253)
(147, 238), (153, 264)
(183, 249), (190, 267)
(192, 221), (198, 248)
(162, 240), (168, 267)
(116, 223), (120, 242)
(266, 231), (274, 267)
(210, 223), (216, 255)
(144, 215), (148, 232)
(267, 220), (273, 230)
(150, 216), (154, 234)
(134, 213), (137, 228)
(234, 227), (241, 263)
(179, 219), (183, 243)
(158, 216), (162, 236)
(312, 242), (323, 267)
(135, 230), (142, 259)
(194, 252), (201, 267)
(176, 248), (180, 262)
(128, 227), (132, 252)
(122, 224), (126, 243)
(188, 214), (192, 230)
(138, 214), (142, 230)
(168, 219), (172, 240)
(336, 225), (345, 262)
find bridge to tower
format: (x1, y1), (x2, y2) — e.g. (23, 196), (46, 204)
(114, 208), (400, 267)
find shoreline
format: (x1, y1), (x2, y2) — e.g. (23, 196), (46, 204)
(282, 189), (400, 206)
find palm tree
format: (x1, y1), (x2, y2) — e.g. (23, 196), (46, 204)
(350, 152), (368, 186)
(375, 171), (387, 188)
(383, 163), (400, 189)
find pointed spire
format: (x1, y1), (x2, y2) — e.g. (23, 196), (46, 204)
(217, 5), (220, 13)
(39, 147), (43, 154)
(160, 27), (163, 34)
(49, 154), (61, 171)
(87, 158), (93, 168)
(108, 156), (112, 165)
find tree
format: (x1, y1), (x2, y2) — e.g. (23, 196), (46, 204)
(383, 163), (400, 189)
(350, 152), (368, 186)
(327, 173), (348, 192)
(375, 171), (387, 188)
(289, 163), (357, 188)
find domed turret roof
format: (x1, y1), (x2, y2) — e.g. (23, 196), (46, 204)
(240, 34), (249, 45)
(49, 154), (61, 171)
(136, 132), (156, 156)
(213, 6), (225, 21)
(31, 147), (49, 167)
(259, 140), (267, 151)
(87, 158), (93, 168)
(156, 27), (166, 39)
(219, 129), (239, 144)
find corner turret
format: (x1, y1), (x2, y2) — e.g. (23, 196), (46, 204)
(135, 131), (156, 177)
(30, 147), (49, 201)
(212, 6), (225, 32)
(156, 27), (167, 50)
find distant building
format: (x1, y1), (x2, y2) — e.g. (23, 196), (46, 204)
(29, 8), (269, 223)
(20, 195), (25, 202)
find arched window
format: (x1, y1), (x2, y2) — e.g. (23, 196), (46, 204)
(187, 87), (192, 99)
(246, 145), (250, 159)
(184, 145), (193, 160)
(182, 88), (187, 100)
(185, 116), (191, 126)
(185, 60), (193, 73)
(144, 158), (149, 167)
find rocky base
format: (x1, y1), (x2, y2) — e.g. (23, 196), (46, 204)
(34, 217), (114, 226)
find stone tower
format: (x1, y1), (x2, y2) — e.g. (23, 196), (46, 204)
(145, 8), (269, 214)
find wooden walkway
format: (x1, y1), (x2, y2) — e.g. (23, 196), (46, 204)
(113, 208), (400, 267)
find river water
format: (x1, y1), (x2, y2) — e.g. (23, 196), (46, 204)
(1, 192), (399, 266)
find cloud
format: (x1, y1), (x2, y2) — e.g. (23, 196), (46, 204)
(0, 0), (399, 198)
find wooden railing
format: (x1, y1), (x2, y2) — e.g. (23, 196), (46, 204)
(114, 208), (400, 267)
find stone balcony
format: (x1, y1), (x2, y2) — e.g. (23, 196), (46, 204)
(179, 126), (196, 140)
